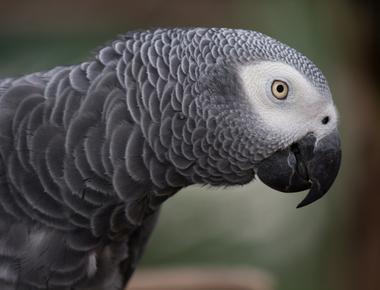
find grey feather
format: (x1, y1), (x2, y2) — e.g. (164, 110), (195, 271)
(0, 28), (329, 290)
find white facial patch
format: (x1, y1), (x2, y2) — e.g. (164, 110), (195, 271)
(239, 61), (338, 145)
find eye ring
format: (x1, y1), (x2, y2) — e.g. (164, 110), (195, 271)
(271, 80), (289, 100)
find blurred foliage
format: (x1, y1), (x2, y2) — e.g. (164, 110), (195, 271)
(0, 1), (378, 290)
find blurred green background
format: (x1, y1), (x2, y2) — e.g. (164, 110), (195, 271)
(0, 1), (379, 290)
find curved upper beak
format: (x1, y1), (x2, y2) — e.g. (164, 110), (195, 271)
(256, 131), (341, 208)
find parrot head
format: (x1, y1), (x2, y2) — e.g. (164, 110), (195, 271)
(239, 61), (341, 207)
(184, 29), (341, 208)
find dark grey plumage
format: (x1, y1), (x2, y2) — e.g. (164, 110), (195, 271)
(0, 28), (330, 290)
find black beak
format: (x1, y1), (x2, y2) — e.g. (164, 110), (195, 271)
(256, 131), (341, 208)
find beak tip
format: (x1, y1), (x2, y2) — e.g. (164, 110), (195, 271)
(296, 202), (305, 209)
(296, 182), (326, 208)
(296, 199), (311, 208)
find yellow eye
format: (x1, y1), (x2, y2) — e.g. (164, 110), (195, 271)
(271, 80), (289, 99)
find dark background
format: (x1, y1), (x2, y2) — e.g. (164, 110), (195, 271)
(0, 1), (379, 290)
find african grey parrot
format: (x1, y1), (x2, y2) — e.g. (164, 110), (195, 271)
(0, 28), (341, 290)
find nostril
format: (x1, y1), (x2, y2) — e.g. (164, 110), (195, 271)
(322, 116), (330, 125)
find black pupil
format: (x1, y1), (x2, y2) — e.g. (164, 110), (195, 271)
(277, 84), (284, 93)
(322, 116), (330, 125)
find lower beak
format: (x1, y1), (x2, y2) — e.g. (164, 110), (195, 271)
(256, 131), (341, 208)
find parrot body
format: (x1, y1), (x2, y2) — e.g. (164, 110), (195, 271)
(0, 28), (341, 290)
